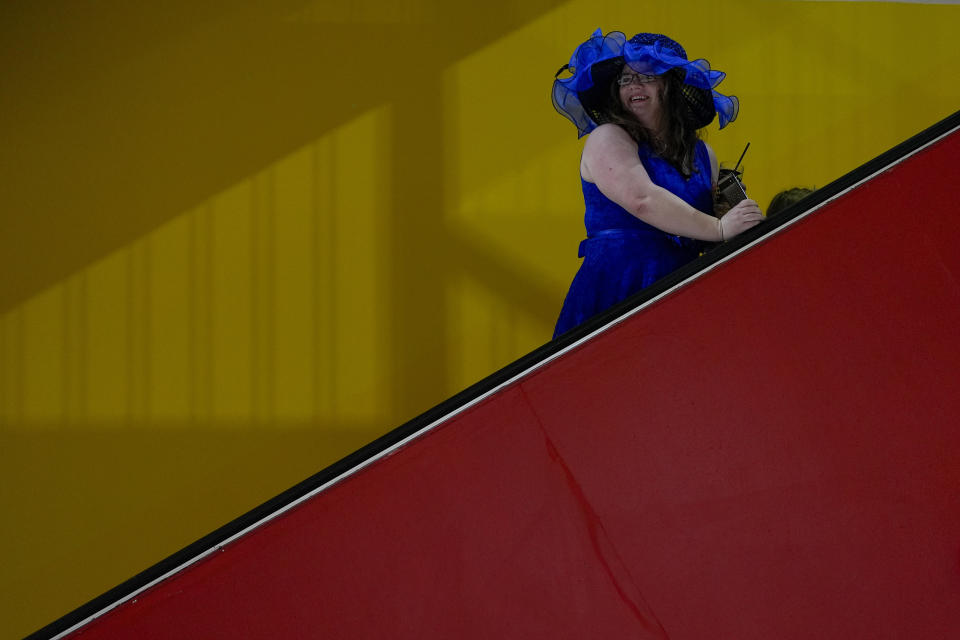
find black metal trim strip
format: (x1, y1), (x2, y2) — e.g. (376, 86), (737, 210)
(26, 108), (960, 640)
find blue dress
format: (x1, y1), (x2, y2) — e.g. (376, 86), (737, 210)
(553, 140), (715, 338)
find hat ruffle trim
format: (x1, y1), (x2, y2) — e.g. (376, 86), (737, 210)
(552, 30), (626, 138)
(552, 29), (739, 137)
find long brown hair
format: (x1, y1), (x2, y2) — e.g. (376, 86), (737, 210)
(602, 67), (701, 176)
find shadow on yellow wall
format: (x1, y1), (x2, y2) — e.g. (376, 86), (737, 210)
(3, 0), (960, 636)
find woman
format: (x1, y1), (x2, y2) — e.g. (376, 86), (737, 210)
(552, 30), (763, 337)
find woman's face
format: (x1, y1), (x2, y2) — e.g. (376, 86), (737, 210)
(617, 69), (664, 129)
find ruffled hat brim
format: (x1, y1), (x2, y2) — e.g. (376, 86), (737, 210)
(552, 29), (739, 137)
(552, 30), (626, 137)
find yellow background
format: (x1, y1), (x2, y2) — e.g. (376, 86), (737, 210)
(2, 1), (958, 636)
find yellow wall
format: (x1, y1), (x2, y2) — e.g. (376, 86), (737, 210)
(2, 1), (959, 636)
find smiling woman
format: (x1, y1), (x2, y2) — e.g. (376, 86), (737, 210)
(551, 30), (763, 337)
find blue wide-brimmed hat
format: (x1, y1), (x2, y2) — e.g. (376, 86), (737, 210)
(552, 29), (739, 137)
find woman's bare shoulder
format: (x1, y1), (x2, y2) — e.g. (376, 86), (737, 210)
(582, 123), (640, 182)
(585, 123), (633, 146)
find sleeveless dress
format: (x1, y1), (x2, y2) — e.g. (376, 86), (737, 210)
(553, 140), (715, 338)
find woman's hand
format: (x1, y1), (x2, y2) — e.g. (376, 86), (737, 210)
(718, 199), (763, 241)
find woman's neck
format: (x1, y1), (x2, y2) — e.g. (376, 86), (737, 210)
(647, 113), (667, 140)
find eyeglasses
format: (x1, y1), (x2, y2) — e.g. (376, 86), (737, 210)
(617, 72), (660, 86)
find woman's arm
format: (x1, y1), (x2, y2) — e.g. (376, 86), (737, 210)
(582, 124), (760, 241)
